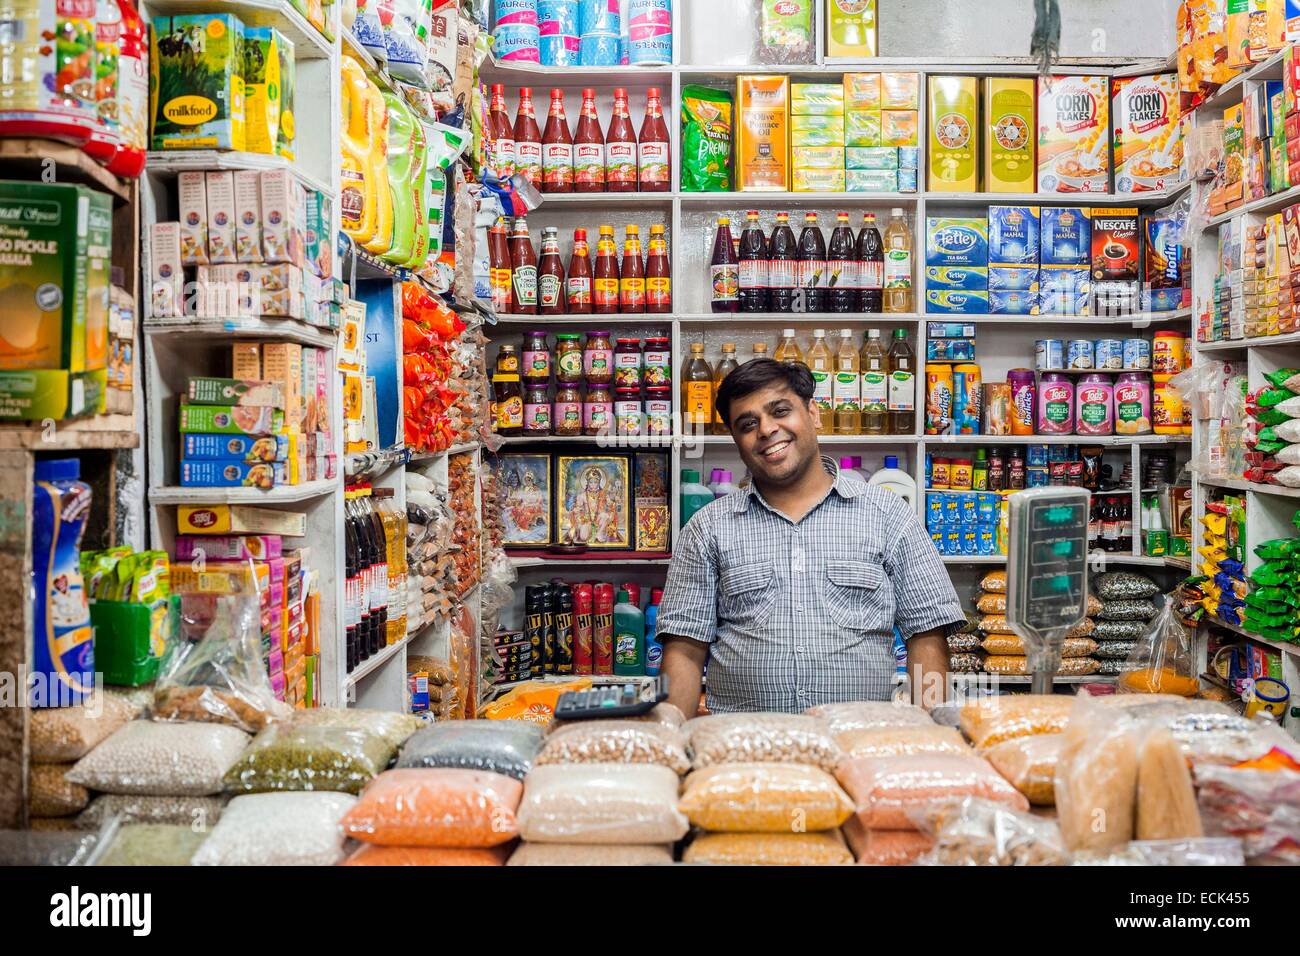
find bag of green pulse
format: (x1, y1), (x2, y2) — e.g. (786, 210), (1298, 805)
(31, 458), (95, 707)
(613, 590), (645, 677)
(680, 469), (714, 528)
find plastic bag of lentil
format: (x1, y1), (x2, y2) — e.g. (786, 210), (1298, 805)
(975, 592), (1006, 615)
(1095, 640), (1138, 660)
(983, 656), (1100, 676)
(1086, 593), (1104, 617)
(342, 845), (511, 866)
(1117, 597), (1198, 697)
(678, 763), (854, 832)
(91, 824), (207, 866)
(340, 768), (522, 847)
(836, 754), (1029, 830)
(516, 765), (689, 845)
(30, 691), (140, 762)
(1095, 619), (1149, 641)
(947, 632), (982, 653)
(192, 792), (356, 866)
(686, 713), (843, 772)
(1094, 571), (1161, 600)
(29, 763), (89, 818)
(948, 652), (985, 674)
(804, 701), (933, 735)
(959, 694), (1074, 750)
(683, 830), (853, 866)
(842, 816), (934, 865)
(0, 830), (100, 866)
(1099, 599), (1160, 621)
(290, 707), (423, 750)
(67, 721), (249, 796)
(834, 725), (971, 761)
(1098, 659), (1127, 675)
(396, 719), (543, 780)
(223, 723), (396, 795)
(980, 570), (1007, 593)
(980, 636), (1098, 658)
(910, 796), (1069, 865)
(76, 794), (226, 830)
(507, 843), (674, 866)
(983, 734), (1063, 806)
(535, 720), (690, 774)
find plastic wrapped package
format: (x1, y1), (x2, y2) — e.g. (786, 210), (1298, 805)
(0, 830), (100, 866)
(1071, 837), (1245, 867)
(1054, 702), (1138, 852)
(833, 725), (971, 761)
(30, 691), (140, 762)
(1095, 620), (1148, 641)
(516, 765), (689, 845)
(153, 567), (291, 731)
(958, 695), (1075, 750)
(341, 768), (522, 847)
(683, 831), (853, 866)
(396, 719), (544, 780)
(1117, 597), (1199, 696)
(805, 701), (933, 734)
(984, 656), (1100, 676)
(1136, 728), (1203, 840)
(977, 614), (1018, 635)
(223, 723), (395, 795)
(979, 636), (1097, 657)
(91, 824), (207, 866)
(1099, 599), (1160, 621)
(756, 0), (815, 64)
(1094, 571), (1160, 600)
(290, 707), (423, 749)
(342, 844), (511, 866)
(536, 720), (690, 774)
(29, 763), (89, 818)
(1095, 640), (1138, 660)
(980, 570), (1007, 592)
(909, 796), (1068, 866)
(192, 792), (357, 866)
(946, 633), (983, 653)
(948, 653), (984, 673)
(842, 815), (934, 866)
(837, 754), (1029, 830)
(1194, 760), (1300, 865)
(678, 763), (854, 833)
(630, 702), (687, 731)
(479, 678), (593, 726)
(76, 794), (226, 830)
(983, 734), (1062, 806)
(67, 721), (250, 796)
(686, 713), (843, 771)
(1086, 593), (1104, 617)
(507, 843), (674, 866)
(975, 592), (1006, 615)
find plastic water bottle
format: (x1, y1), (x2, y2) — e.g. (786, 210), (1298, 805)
(680, 469), (714, 527)
(867, 455), (916, 506)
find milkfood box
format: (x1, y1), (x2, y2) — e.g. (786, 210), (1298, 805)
(736, 75), (790, 191)
(1113, 73), (1184, 193)
(1037, 75), (1110, 193)
(234, 171), (263, 262)
(205, 171), (237, 264)
(928, 76), (979, 192)
(243, 26), (284, 155)
(150, 14), (246, 151)
(178, 172), (209, 265)
(983, 77), (1036, 193)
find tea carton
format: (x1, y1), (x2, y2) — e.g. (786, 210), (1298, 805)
(983, 77), (1036, 193)
(178, 172), (209, 265)
(928, 76), (979, 192)
(1040, 207), (1092, 265)
(792, 168), (847, 192)
(1039, 268), (1091, 315)
(150, 14), (247, 151)
(926, 217), (989, 268)
(989, 289), (1040, 315)
(792, 114), (845, 147)
(845, 110), (882, 146)
(1037, 75), (1110, 193)
(847, 147), (899, 169)
(792, 84), (845, 116)
(925, 289), (990, 314)
(177, 504), (305, 536)
(882, 73), (920, 110)
(988, 206), (1041, 265)
(1113, 73), (1184, 193)
(736, 75), (790, 191)
(232, 341), (261, 379)
(881, 110), (919, 146)
(847, 169), (898, 191)
(925, 266), (989, 291)
(1090, 207), (1141, 316)
(843, 74), (881, 110)
(792, 146), (846, 169)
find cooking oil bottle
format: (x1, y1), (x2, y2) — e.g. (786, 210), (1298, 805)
(860, 328), (888, 435)
(882, 208), (914, 314)
(683, 343), (714, 437)
(711, 342), (738, 434)
(807, 329), (833, 435)
(774, 327), (803, 365)
(833, 329), (860, 435)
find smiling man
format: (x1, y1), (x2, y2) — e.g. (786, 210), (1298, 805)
(656, 359), (963, 716)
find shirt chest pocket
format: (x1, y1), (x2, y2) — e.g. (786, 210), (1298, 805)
(719, 561), (777, 628)
(822, 560), (892, 631)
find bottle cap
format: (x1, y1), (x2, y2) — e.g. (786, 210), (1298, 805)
(719, 470), (733, 482)
(617, 589), (631, 603)
(34, 458), (80, 482)
(852, 456), (863, 468)
(892, 207), (905, 216)
(894, 328), (907, 338)
(884, 456), (899, 469)
(682, 469), (700, 484)
(782, 328), (796, 337)
(840, 456), (855, 470)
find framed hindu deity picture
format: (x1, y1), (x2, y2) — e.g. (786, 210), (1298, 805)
(633, 452), (670, 552)
(555, 455), (631, 549)
(495, 454), (553, 547)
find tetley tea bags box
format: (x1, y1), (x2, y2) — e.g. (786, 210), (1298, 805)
(151, 14), (247, 150)
(1037, 75), (1110, 193)
(0, 182), (110, 420)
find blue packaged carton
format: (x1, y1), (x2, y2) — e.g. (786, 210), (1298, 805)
(989, 289), (1040, 314)
(1040, 207), (1092, 265)
(988, 206), (1040, 265)
(897, 167), (919, 192)
(946, 529), (962, 555)
(988, 266), (1039, 292)
(926, 289), (990, 314)
(180, 460), (286, 489)
(931, 530), (947, 554)
(925, 266), (989, 291)
(960, 493), (978, 525)
(926, 492), (945, 529)
(976, 492), (999, 524)
(943, 493), (961, 526)
(1027, 466), (1050, 487)
(976, 523), (997, 556)
(926, 217), (989, 267)
(961, 527), (979, 555)
(898, 146), (920, 169)
(183, 433), (290, 462)
(1039, 267), (1091, 314)
(927, 338), (976, 361)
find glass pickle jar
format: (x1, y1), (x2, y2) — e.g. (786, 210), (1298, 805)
(496, 344), (520, 375)
(583, 330), (613, 385)
(646, 386), (672, 436)
(554, 383), (583, 436)
(524, 383), (552, 434)
(584, 382), (612, 435)
(614, 337), (643, 388)
(643, 335), (671, 388)
(555, 334), (584, 385)
(614, 386), (643, 435)
(522, 330), (551, 383)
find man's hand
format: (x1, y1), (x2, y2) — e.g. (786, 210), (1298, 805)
(905, 629), (951, 710)
(661, 635), (708, 718)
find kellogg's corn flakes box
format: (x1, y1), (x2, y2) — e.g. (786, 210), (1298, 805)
(1037, 75), (1110, 194)
(1113, 73), (1184, 193)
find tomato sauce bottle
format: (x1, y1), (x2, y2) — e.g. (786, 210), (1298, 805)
(574, 88), (605, 193)
(637, 86), (670, 192)
(620, 224), (646, 313)
(509, 216), (538, 315)
(541, 88), (573, 193)
(567, 228), (593, 312)
(646, 224), (672, 313)
(538, 225), (566, 315)
(605, 87), (638, 193)
(513, 87), (543, 189)
(488, 84), (517, 181)
(488, 217), (512, 314)
(593, 225), (621, 314)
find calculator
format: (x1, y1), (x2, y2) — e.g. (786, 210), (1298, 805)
(553, 675), (670, 721)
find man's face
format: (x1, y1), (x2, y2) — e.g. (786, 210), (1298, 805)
(727, 383), (821, 486)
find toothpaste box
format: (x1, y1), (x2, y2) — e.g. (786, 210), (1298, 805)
(234, 170), (263, 263)
(847, 169), (898, 191)
(179, 404), (284, 435)
(1040, 206), (1092, 265)
(925, 266), (989, 291)
(180, 460), (286, 488)
(183, 433), (290, 462)
(989, 266), (1040, 291)
(186, 377), (284, 407)
(205, 171), (237, 265)
(988, 206), (1041, 265)
(989, 289), (1041, 314)
(178, 172), (209, 266)
(847, 147), (899, 169)
(926, 289), (990, 314)
(926, 217), (990, 267)
(174, 534), (283, 561)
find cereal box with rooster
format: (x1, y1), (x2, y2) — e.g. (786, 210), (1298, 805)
(1037, 75), (1110, 193)
(1113, 73), (1185, 193)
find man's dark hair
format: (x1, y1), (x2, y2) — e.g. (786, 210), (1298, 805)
(715, 358), (815, 429)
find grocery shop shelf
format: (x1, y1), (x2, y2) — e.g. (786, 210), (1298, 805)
(490, 313), (674, 327)
(1200, 476), (1300, 498)
(144, 149), (331, 197)
(925, 182), (1189, 206)
(0, 138), (131, 203)
(944, 554), (1190, 568)
(1204, 182), (1300, 228)
(684, 433), (917, 445)
(509, 550), (672, 567)
(678, 191), (920, 205)
(1202, 615), (1300, 658)
(1196, 48), (1285, 113)
(537, 191), (674, 206)
(947, 309), (1190, 326)
(1196, 329), (1300, 352)
(497, 434), (675, 447)
(922, 434), (1189, 446)
(953, 674), (1119, 685)
(0, 415), (139, 451)
(680, 312), (923, 324)
(143, 0), (333, 58)
(148, 478), (339, 506)
(144, 315), (338, 349)
(479, 56), (672, 86)
(344, 635), (411, 688)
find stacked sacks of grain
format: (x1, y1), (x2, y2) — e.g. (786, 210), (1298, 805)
(28, 691), (140, 830)
(1093, 571), (1165, 680)
(959, 694), (1076, 808)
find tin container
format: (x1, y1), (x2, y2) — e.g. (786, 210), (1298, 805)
(953, 363), (981, 434)
(1096, 339), (1124, 370)
(1067, 339), (1094, 369)
(1007, 369), (1036, 435)
(1122, 337), (1150, 369)
(926, 363), (954, 435)
(1035, 339), (1064, 370)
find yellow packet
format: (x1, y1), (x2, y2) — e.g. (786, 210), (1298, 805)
(843, 73), (881, 110)
(882, 72), (921, 109)
(882, 110), (920, 146)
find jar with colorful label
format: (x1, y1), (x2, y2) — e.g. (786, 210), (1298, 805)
(930, 457), (951, 490)
(614, 337), (643, 388)
(614, 387), (642, 435)
(496, 344), (520, 374)
(584, 383), (612, 435)
(1007, 369), (1036, 436)
(554, 383), (583, 436)
(583, 330), (613, 384)
(1114, 372), (1151, 435)
(522, 330), (551, 383)
(555, 333), (583, 384)
(1075, 373), (1114, 436)
(1152, 330), (1184, 375)
(524, 384), (552, 434)
(643, 335), (671, 387)
(493, 373), (523, 434)
(1036, 373), (1075, 435)
(950, 458), (973, 490)
(1153, 379), (1182, 435)
(646, 386), (672, 435)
